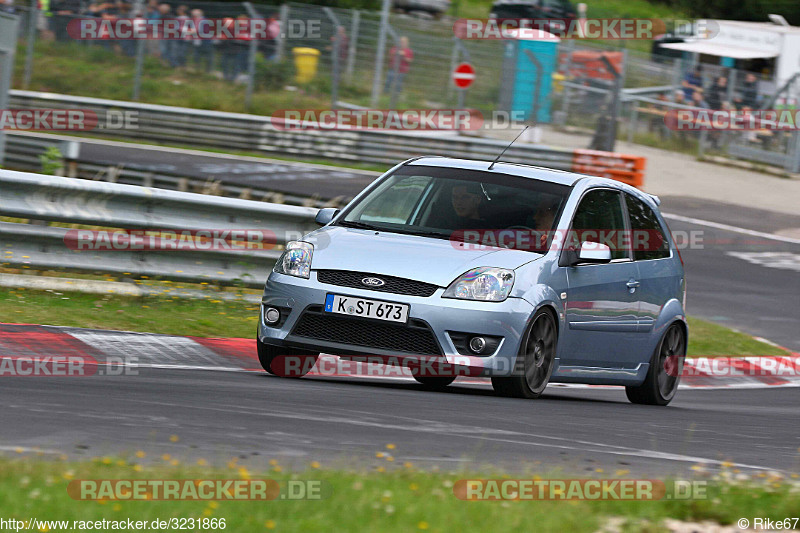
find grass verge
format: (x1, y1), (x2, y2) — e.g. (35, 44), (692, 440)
(0, 455), (797, 533)
(0, 286), (792, 356)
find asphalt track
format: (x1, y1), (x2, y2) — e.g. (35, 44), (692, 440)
(77, 139), (377, 199)
(1, 366), (797, 476)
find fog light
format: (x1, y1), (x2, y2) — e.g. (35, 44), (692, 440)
(469, 336), (487, 354)
(265, 307), (281, 325)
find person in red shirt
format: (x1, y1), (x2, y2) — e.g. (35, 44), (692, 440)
(384, 36), (413, 95)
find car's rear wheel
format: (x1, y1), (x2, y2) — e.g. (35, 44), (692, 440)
(412, 375), (456, 389)
(625, 323), (685, 406)
(257, 339), (319, 378)
(491, 309), (557, 399)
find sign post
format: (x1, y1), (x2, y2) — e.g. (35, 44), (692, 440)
(0, 13), (20, 167)
(452, 62), (475, 109)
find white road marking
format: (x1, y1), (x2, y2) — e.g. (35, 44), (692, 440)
(662, 212), (800, 245)
(726, 251), (800, 272)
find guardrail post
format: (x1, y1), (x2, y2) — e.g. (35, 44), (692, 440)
(346, 9), (359, 81)
(323, 7), (342, 110)
(23, 0), (36, 89)
(133, 38), (145, 101)
(786, 132), (800, 174)
(275, 4), (289, 62)
(243, 2), (259, 111)
(627, 103), (638, 144)
(370, 0), (391, 108)
(0, 13), (19, 167)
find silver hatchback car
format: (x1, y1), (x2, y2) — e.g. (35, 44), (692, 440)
(258, 157), (687, 405)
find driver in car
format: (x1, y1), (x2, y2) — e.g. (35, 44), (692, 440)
(451, 183), (485, 225)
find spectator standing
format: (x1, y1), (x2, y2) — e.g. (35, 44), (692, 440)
(117, 2), (137, 57)
(50, 0), (82, 41)
(740, 73), (759, 109)
(233, 14), (251, 83)
(189, 8), (213, 73)
(259, 11), (280, 61)
(0, 0), (16, 14)
(385, 36), (413, 95)
(682, 66), (702, 100)
(156, 3), (171, 66)
(691, 89), (709, 109)
(706, 76), (728, 110)
(217, 18), (238, 82)
(328, 26), (348, 66)
(172, 5), (190, 68)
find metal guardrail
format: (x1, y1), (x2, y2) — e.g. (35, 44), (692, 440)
(6, 90), (580, 169)
(0, 169), (319, 287)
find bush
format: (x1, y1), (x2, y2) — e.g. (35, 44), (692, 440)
(256, 58), (295, 91)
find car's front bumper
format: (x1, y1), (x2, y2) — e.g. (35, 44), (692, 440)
(258, 271), (537, 376)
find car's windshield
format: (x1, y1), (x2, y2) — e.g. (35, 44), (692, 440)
(338, 165), (571, 252)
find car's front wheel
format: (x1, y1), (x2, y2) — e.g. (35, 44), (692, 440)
(625, 322), (685, 406)
(257, 339), (319, 378)
(491, 309), (557, 399)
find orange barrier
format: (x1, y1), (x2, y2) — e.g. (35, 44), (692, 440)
(571, 149), (646, 188)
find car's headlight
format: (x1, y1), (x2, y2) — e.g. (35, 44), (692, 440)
(274, 241), (313, 279)
(443, 267), (515, 302)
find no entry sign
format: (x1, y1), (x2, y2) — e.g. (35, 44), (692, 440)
(452, 62), (476, 89)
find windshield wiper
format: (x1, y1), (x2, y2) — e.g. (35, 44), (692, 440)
(338, 220), (385, 231)
(396, 228), (453, 240)
(339, 221), (452, 241)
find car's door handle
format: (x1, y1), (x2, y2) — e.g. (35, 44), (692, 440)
(626, 280), (640, 288)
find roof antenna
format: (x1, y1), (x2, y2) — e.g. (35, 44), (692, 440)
(488, 126), (529, 170)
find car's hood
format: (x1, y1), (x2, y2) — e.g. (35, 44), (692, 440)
(304, 226), (541, 287)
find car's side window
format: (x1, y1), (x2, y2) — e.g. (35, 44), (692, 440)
(354, 175), (433, 225)
(570, 189), (628, 261)
(625, 194), (671, 261)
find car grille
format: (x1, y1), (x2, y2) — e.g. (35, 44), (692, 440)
(316, 270), (439, 297)
(292, 307), (442, 355)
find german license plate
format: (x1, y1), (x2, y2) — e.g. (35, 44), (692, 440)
(324, 294), (409, 323)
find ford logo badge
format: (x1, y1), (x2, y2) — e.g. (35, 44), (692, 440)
(361, 277), (386, 287)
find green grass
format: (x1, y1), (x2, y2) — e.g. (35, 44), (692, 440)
(0, 286), (261, 338)
(0, 455), (797, 533)
(12, 40), (347, 115)
(686, 317), (789, 357)
(0, 287), (792, 357)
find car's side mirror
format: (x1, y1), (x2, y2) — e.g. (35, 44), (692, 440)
(577, 241), (612, 263)
(314, 208), (339, 226)
(561, 241), (613, 267)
